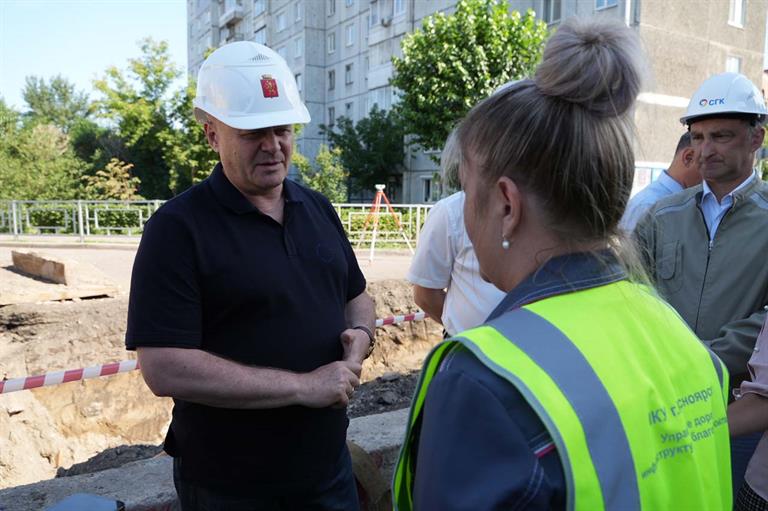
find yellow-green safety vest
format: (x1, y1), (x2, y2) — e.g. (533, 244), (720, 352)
(393, 280), (731, 510)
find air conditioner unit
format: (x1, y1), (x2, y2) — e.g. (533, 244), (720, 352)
(381, 16), (392, 27)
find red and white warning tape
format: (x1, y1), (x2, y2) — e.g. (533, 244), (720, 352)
(375, 311), (426, 327)
(0, 311), (428, 395)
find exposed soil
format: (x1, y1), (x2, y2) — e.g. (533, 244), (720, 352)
(0, 278), (442, 487)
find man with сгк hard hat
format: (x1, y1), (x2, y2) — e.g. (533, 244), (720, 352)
(125, 42), (375, 510)
(634, 71), (768, 497)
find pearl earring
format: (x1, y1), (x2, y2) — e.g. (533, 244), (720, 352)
(502, 238), (510, 250)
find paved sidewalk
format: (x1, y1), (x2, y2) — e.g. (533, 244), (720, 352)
(0, 241), (413, 292)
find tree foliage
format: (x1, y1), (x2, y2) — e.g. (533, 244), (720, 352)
(295, 145), (348, 202)
(320, 106), (405, 194)
(84, 158), (143, 200)
(93, 38), (216, 198)
(0, 105), (83, 200)
(391, 0), (548, 155)
(22, 75), (91, 133)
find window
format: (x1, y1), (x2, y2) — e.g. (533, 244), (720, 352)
(328, 69), (336, 90)
(369, 0), (379, 26)
(329, 0), (336, 15)
(346, 24), (355, 46)
(345, 63), (354, 84)
(394, 0), (405, 15)
(365, 56), (370, 70)
(328, 32), (336, 53)
(542, 0), (561, 23)
(729, 0), (745, 27)
(595, 0), (617, 9)
(254, 26), (266, 44)
(291, 37), (302, 58)
(254, 0), (265, 15)
(328, 107), (336, 127)
(346, 0), (354, 6)
(294, 1), (302, 21)
(295, 73), (303, 93)
(726, 55), (742, 73)
(277, 12), (287, 31)
(276, 46), (287, 60)
(345, 102), (353, 117)
(422, 177), (432, 203)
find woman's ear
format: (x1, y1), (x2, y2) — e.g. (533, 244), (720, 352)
(497, 176), (522, 240)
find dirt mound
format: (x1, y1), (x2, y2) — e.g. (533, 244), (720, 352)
(0, 279), (442, 488)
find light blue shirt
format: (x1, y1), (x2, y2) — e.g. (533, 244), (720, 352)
(700, 171), (757, 242)
(620, 171), (683, 232)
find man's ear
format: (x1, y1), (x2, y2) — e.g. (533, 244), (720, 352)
(497, 176), (522, 240)
(203, 122), (219, 152)
(682, 147), (695, 168)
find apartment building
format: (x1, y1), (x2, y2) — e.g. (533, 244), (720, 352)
(188, 0), (767, 203)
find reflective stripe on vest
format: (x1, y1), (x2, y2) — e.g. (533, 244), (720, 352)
(393, 280), (731, 511)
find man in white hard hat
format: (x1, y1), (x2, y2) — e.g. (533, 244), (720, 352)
(125, 42), (374, 510)
(635, 71), (768, 496)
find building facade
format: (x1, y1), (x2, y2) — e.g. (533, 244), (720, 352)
(187, 0), (767, 203)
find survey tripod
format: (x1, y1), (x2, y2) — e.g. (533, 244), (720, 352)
(356, 185), (414, 262)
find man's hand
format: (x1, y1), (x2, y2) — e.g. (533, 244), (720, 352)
(296, 360), (361, 408)
(341, 328), (371, 369)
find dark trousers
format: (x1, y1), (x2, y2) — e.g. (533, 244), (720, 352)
(173, 448), (360, 511)
(732, 432), (763, 498)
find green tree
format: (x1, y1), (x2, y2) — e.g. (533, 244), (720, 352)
(84, 158), (143, 200)
(391, 0), (548, 156)
(320, 106), (405, 194)
(0, 119), (84, 200)
(22, 75), (91, 133)
(93, 38), (215, 198)
(296, 145), (348, 202)
(161, 78), (219, 192)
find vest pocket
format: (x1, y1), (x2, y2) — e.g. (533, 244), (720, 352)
(657, 241), (683, 293)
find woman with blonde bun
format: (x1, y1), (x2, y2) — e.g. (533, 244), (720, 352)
(393, 18), (731, 511)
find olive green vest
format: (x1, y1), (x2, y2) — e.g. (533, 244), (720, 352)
(394, 280), (731, 510)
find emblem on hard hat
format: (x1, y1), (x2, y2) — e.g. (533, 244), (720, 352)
(261, 75), (279, 98)
(699, 98), (726, 107)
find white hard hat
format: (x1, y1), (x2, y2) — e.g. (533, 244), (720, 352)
(681, 72), (767, 125)
(193, 41), (310, 130)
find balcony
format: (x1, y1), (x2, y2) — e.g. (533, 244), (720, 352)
(218, 3), (244, 27)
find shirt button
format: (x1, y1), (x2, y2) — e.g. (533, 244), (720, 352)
(756, 346), (761, 352)
(764, 305), (768, 311)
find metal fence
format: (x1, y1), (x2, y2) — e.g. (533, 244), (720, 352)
(0, 200), (434, 247)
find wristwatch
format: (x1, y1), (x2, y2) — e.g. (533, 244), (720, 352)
(353, 325), (376, 358)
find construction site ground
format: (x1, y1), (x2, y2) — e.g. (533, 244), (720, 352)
(0, 242), (437, 490)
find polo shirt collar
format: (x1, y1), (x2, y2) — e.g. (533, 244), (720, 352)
(207, 162), (303, 215)
(486, 250), (626, 321)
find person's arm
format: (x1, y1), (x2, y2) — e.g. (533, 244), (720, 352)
(407, 199), (454, 326)
(631, 210), (657, 280)
(728, 392), (768, 437)
(340, 291), (376, 366)
(703, 310), (767, 378)
(138, 347), (361, 409)
(413, 352), (562, 510)
(413, 285), (446, 326)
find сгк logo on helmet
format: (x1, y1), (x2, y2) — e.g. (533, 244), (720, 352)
(699, 98), (725, 107)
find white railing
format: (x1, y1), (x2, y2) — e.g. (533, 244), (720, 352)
(0, 200), (434, 247)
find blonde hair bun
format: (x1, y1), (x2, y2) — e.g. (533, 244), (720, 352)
(534, 18), (645, 118)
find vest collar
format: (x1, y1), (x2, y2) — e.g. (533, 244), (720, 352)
(486, 251), (626, 321)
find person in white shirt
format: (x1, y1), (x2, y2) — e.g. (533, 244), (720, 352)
(408, 129), (506, 336)
(619, 132), (700, 232)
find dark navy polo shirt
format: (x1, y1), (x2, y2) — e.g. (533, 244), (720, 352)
(126, 163), (366, 492)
